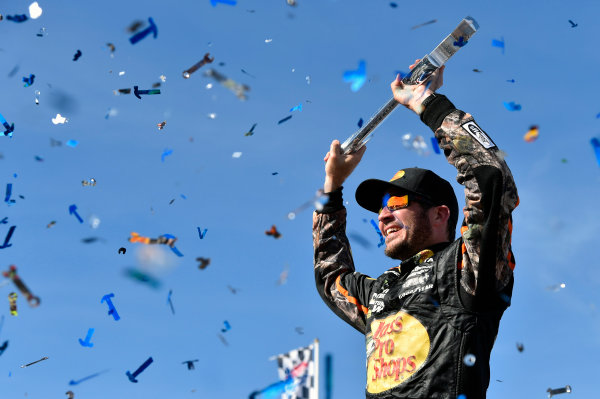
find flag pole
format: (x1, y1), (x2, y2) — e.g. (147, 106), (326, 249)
(314, 338), (320, 399)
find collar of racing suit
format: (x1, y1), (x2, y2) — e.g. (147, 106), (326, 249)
(395, 241), (452, 276)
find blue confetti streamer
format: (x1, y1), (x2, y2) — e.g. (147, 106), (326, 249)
(22, 74), (35, 87)
(129, 18), (157, 45)
(211, 0), (237, 6)
(66, 140), (78, 147)
(431, 137), (441, 154)
(369, 219), (385, 247)
(161, 149), (173, 162)
(492, 37), (505, 54)
(289, 103), (302, 112)
(357, 118), (364, 128)
(503, 101), (521, 111)
(6, 15), (28, 23)
(591, 138), (600, 167)
(343, 60), (366, 92)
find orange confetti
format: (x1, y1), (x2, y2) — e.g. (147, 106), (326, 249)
(524, 125), (539, 142)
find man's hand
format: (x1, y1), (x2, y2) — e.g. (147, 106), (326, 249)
(391, 59), (445, 115)
(323, 140), (366, 193)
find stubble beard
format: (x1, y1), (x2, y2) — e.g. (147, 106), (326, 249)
(384, 209), (432, 261)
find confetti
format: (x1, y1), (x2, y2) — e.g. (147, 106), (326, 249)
(127, 20), (144, 33)
(492, 37), (505, 53)
(277, 264), (289, 285)
(203, 69), (250, 100)
(182, 53), (214, 79)
(245, 123), (257, 136)
(431, 137), (441, 154)
(2, 265), (40, 307)
(78, 328), (95, 347)
(232, 152), (242, 158)
(126, 357), (153, 383)
(547, 283), (566, 292)
(68, 370), (107, 385)
(0, 225), (16, 249)
(46, 221), (56, 228)
(28, 2), (42, 19)
(182, 360), (198, 370)
(506, 79), (515, 83)
(0, 340), (8, 356)
(463, 354), (476, 366)
(502, 101), (521, 111)
(197, 227), (207, 239)
(472, 68), (483, 72)
(524, 125), (539, 142)
(68, 205), (83, 223)
(52, 114), (68, 124)
(568, 20), (578, 28)
(210, 0), (237, 6)
(217, 333), (229, 346)
(370, 219), (385, 247)
(124, 268), (161, 289)
(6, 15), (28, 23)
(241, 69), (256, 78)
(133, 86), (160, 99)
(516, 342), (524, 352)
(161, 149), (173, 162)
(157, 121), (166, 130)
(22, 74), (35, 87)
(106, 42), (115, 55)
(278, 115), (293, 124)
(196, 257), (211, 269)
(547, 385), (572, 397)
(81, 178), (97, 186)
(265, 225), (281, 239)
(227, 285), (238, 294)
(305, 75), (311, 84)
(290, 103), (303, 112)
(36, 27), (47, 37)
(343, 60), (366, 92)
(402, 133), (429, 156)
(265, 38), (273, 43)
(0, 217), (6, 224)
(295, 327), (304, 335)
(73, 50), (82, 61)
(34, 90), (40, 104)
(129, 18), (157, 45)
(287, 0), (297, 6)
(221, 320), (231, 333)
(410, 19), (437, 30)
(101, 293), (120, 321)
(389, 2), (398, 7)
(65, 391), (74, 399)
(114, 88), (131, 95)
(66, 140), (78, 147)
(208, 113), (217, 119)
(5, 184), (15, 205)
(20, 356), (48, 368)
(357, 118), (364, 128)
(118, 247), (126, 254)
(591, 138), (600, 167)
(167, 290), (175, 314)
(287, 190), (328, 220)
(0, 113), (15, 137)
(8, 292), (17, 316)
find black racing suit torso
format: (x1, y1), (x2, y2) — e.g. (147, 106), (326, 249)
(313, 95), (519, 399)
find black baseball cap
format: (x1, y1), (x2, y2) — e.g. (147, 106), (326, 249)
(355, 167), (459, 227)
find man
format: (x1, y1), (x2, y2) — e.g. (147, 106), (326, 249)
(313, 61), (518, 399)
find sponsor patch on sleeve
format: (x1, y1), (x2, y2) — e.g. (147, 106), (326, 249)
(461, 121), (496, 149)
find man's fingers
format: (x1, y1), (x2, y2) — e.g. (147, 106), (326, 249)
(324, 152), (330, 162)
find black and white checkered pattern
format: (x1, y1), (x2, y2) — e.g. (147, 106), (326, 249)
(276, 343), (316, 399)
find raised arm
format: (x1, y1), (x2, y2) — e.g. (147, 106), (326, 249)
(313, 141), (376, 333)
(392, 61), (519, 305)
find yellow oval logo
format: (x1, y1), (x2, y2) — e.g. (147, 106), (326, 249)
(389, 170), (405, 181)
(366, 311), (430, 393)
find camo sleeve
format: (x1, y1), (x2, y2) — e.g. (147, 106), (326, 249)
(313, 207), (377, 334)
(423, 95), (519, 299)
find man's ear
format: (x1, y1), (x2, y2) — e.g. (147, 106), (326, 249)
(431, 205), (450, 227)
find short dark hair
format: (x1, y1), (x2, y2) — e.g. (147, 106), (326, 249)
(415, 200), (456, 242)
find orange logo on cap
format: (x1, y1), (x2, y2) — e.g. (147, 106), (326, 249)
(389, 170), (405, 182)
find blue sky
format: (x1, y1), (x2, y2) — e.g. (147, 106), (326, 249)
(1, 0), (600, 398)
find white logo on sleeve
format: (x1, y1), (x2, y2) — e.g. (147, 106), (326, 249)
(462, 121), (496, 149)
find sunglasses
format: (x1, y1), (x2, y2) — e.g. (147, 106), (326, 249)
(379, 193), (433, 214)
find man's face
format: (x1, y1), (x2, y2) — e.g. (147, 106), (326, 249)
(378, 194), (433, 261)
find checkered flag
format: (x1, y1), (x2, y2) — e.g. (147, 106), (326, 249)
(275, 341), (318, 399)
